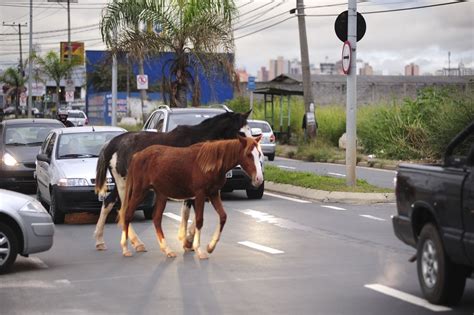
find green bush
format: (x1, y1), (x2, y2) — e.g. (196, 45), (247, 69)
(315, 105), (346, 146)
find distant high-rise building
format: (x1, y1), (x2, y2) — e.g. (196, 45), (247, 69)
(320, 63), (336, 75)
(236, 68), (249, 82)
(405, 63), (420, 76)
(269, 56), (289, 79)
(359, 63), (374, 76)
(257, 66), (269, 82)
(289, 58), (301, 76)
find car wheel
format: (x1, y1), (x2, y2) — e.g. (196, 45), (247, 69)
(50, 188), (65, 224)
(246, 181), (264, 199)
(268, 153), (275, 161)
(0, 222), (19, 274)
(143, 207), (154, 220)
(417, 223), (467, 305)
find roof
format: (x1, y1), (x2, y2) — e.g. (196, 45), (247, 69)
(53, 126), (126, 134)
(1, 118), (64, 126)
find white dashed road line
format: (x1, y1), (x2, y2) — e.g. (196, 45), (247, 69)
(321, 205), (347, 211)
(359, 214), (386, 221)
(365, 284), (452, 312)
(264, 192), (311, 203)
(163, 212), (182, 222)
(277, 165), (296, 170)
(29, 256), (49, 269)
(238, 241), (284, 254)
(328, 172), (346, 177)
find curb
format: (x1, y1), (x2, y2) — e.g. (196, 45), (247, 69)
(265, 181), (396, 205)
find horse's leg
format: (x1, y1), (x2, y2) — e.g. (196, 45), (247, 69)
(207, 193), (227, 254)
(178, 200), (190, 242)
(94, 188), (117, 250)
(115, 176), (147, 252)
(192, 196), (208, 259)
(179, 200), (195, 251)
(152, 195), (176, 258)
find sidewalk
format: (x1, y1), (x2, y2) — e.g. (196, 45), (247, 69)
(265, 181), (396, 205)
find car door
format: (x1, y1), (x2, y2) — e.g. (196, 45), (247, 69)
(36, 132), (57, 203)
(462, 145), (474, 264)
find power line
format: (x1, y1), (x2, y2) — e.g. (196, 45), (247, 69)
(234, 16), (295, 40)
(0, 23), (99, 36)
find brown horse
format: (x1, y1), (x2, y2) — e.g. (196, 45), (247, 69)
(118, 136), (263, 259)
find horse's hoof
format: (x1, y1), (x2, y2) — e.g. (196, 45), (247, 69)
(184, 239), (193, 249)
(207, 245), (215, 254)
(183, 245), (194, 252)
(197, 251), (209, 260)
(96, 243), (107, 251)
(134, 244), (147, 252)
(123, 251), (133, 257)
(166, 251), (177, 258)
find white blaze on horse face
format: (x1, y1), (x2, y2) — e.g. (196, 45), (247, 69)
(251, 145), (264, 187)
(240, 124), (252, 137)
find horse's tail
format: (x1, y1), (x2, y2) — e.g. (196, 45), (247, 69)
(95, 142), (113, 198)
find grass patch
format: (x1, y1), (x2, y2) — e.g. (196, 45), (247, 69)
(265, 165), (392, 193)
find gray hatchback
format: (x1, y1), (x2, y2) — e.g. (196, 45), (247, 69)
(0, 188), (54, 274)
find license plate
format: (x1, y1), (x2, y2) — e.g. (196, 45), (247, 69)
(226, 170), (232, 178)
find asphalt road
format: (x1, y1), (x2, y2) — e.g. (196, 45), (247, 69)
(1, 191), (473, 315)
(267, 157), (397, 189)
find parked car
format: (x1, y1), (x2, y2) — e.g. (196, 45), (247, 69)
(392, 121), (474, 306)
(248, 119), (276, 161)
(0, 188), (54, 274)
(0, 118), (65, 192)
(35, 126), (126, 223)
(67, 110), (88, 126)
(143, 105), (265, 199)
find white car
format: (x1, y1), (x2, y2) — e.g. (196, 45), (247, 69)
(67, 110), (88, 126)
(248, 119), (276, 161)
(35, 126), (125, 223)
(0, 189), (54, 274)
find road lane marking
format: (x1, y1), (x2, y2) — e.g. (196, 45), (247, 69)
(360, 214), (386, 221)
(0, 279), (71, 289)
(238, 209), (313, 232)
(238, 241), (284, 254)
(328, 172), (346, 177)
(321, 205), (347, 211)
(364, 284), (452, 312)
(264, 192), (311, 203)
(164, 212), (192, 223)
(277, 165), (296, 170)
(29, 256), (48, 269)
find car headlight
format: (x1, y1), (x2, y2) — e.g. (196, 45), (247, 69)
(58, 178), (89, 186)
(20, 199), (48, 214)
(3, 153), (18, 166)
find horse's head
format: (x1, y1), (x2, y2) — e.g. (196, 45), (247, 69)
(203, 110), (252, 139)
(238, 135), (264, 188)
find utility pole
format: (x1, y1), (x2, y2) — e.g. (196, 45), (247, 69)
(346, 0), (357, 187)
(67, 0), (72, 65)
(3, 22), (27, 75)
(296, 0), (315, 138)
(27, 0), (33, 118)
(111, 30), (117, 126)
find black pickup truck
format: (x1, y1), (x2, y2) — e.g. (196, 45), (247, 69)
(392, 121), (474, 306)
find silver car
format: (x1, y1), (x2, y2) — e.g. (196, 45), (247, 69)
(248, 119), (276, 161)
(35, 126), (126, 223)
(67, 110), (88, 127)
(0, 188), (54, 274)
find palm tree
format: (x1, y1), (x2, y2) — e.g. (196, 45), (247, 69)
(101, 0), (238, 108)
(33, 51), (75, 113)
(0, 67), (27, 118)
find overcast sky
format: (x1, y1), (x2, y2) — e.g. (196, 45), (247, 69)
(1, 0), (473, 75)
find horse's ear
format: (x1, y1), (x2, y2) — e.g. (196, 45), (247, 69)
(238, 135), (247, 147)
(255, 134), (263, 143)
(242, 110), (252, 119)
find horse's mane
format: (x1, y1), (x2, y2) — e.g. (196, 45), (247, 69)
(196, 139), (242, 174)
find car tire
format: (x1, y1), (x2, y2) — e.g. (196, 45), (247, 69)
(0, 222), (19, 274)
(268, 153), (275, 161)
(246, 181), (264, 200)
(416, 223), (467, 305)
(50, 188), (65, 224)
(143, 207), (154, 220)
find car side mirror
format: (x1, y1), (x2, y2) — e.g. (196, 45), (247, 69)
(36, 153), (50, 164)
(251, 128), (262, 137)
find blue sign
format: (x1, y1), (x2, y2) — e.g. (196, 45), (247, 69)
(247, 76), (256, 91)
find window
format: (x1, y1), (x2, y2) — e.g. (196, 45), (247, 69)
(45, 133), (57, 158)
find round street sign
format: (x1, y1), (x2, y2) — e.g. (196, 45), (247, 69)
(334, 10), (366, 42)
(342, 41), (352, 74)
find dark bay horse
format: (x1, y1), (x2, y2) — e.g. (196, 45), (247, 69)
(119, 136), (264, 259)
(94, 110), (252, 251)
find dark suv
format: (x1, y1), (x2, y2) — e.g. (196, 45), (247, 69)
(143, 106), (264, 199)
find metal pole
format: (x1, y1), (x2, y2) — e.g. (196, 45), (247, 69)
(67, 0), (72, 65)
(27, 0), (33, 118)
(296, 0), (315, 138)
(249, 91), (253, 119)
(111, 30), (118, 126)
(346, 0), (357, 187)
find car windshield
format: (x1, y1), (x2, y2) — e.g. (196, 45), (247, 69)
(68, 112), (85, 118)
(57, 131), (122, 159)
(167, 112), (222, 131)
(4, 124), (59, 146)
(249, 121), (272, 133)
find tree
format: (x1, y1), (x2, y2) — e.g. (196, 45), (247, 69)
(33, 51), (75, 112)
(0, 67), (27, 118)
(101, 0), (238, 108)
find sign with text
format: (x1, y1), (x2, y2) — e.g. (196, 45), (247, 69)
(65, 91), (74, 102)
(60, 41), (84, 65)
(136, 74), (149, 90)
(247, 76), (256, 91)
